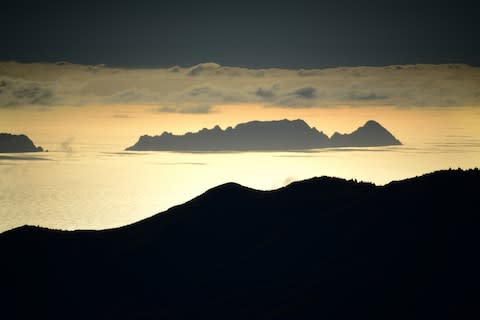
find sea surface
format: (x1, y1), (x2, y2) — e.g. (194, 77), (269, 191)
(1, 133), (480, 233)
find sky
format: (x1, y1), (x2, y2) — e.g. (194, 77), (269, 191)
(1, 0), (479, 68)
(1, 0), (479, 147)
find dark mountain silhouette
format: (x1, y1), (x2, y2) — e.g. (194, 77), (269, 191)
(330, 120), (401, 147)
(1, 169), (479, 319)
(126, 119), (401, 151)
(0, 133), (43, 152)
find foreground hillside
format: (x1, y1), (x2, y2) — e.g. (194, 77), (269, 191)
(1, 169), (479, 319)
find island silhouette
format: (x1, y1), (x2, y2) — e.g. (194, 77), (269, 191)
(126, 119), (401, 151)
(0, 133), (43, 152)
(1, 168), (478, 319)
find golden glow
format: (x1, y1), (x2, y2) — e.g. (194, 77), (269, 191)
(2, 62), (480, 231)
(1, 103), (480, 232)
(1, 104), (480, 152)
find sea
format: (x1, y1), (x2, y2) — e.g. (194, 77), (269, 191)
(1, 131), (480, 233)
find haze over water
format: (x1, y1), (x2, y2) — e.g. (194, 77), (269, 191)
(1, 108), (479, 233)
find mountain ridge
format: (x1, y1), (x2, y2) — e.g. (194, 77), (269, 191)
(1, 169), (478, 319)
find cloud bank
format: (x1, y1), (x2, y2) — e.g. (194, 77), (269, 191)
(1, 62), (479, 112)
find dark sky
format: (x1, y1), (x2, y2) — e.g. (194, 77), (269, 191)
(1, 0), (479, 68)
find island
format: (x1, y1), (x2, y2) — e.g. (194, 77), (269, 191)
(0, 133), (44, 152)
(330, 120), (401, 147)
(126, 119), (401, 151)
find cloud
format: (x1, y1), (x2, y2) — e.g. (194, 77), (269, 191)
(0, 77), (55, 107)
(113, 114), (132, 118)
(291, 86), (317, 99)
(346, 91), (388, 101)
(187, 62), (222, 76)
(12, 85), (54, 103)
(297, 69), (321, 77)
(0, 62), (479, 112)
(175, 85), (249, 105)
(255, 86), (276, 99)
(155, 104), (214, 114)
(108, 88), (159, 104)
(168, 66), (181, 73)
(271, 86), (320, 107)
(184, 86), (219, 98)
(186, 63), (251, 78)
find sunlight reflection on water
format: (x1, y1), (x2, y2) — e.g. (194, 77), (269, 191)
(1, 136), (479, 233)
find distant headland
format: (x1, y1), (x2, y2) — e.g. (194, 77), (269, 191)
(126, 119), (401, 151)
(0, 133), (43, 153)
